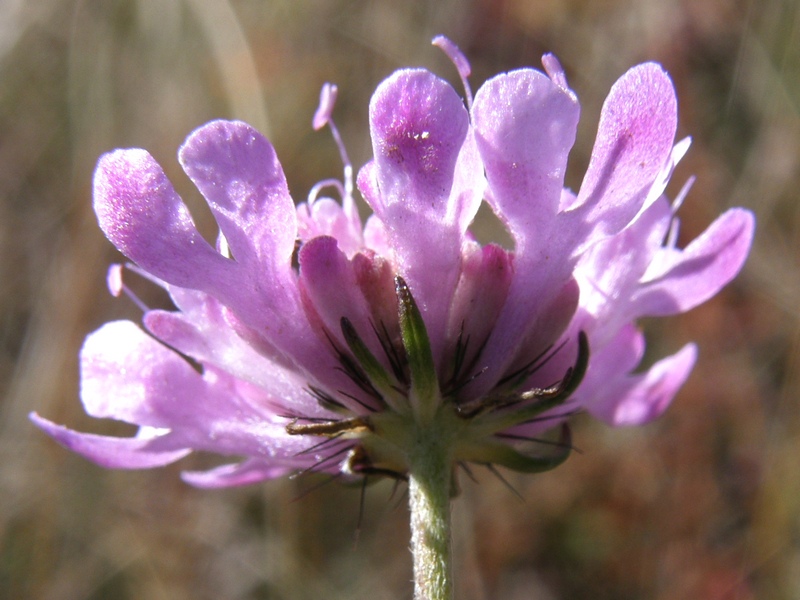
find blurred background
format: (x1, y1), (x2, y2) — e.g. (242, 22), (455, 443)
(1, 0), (796, 598)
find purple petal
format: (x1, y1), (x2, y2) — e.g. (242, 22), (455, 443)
(30, 413), (189, 469)
(365, 69), (483, 359)
(93, 149), (233, 290)
(444, 242), (513, 379)
(297, 236), (382, 359)
(472, 68), (579, 252)
(181, 458), (294, 489)
(368, 69), (470, 218)
(573, 197), (673, 340)
(566, 63), (678, 251)
(179, 120), (297, 271)
(297, 197), (364, 257)
(467, 68), (581, 393)
(143, 308), (327, 419)
(590, 344), (697, 426)
(80, 320), (202, 427)
(80, 321), (318, 457)
(178, 121), (354, 385)
(633, 208), (755, 316)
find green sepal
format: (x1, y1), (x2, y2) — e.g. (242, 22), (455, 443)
(340, 317), (405, 410)
(456, 424), (573, 473)
(470, 331), (590, 434)
(396, 276), (439, 420)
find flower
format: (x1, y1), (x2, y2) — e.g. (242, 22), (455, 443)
(31, 39), (754, 489)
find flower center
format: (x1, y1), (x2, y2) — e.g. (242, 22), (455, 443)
(285, 273), (589, 481)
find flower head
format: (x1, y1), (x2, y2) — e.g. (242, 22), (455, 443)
(31, 39), (754, 489)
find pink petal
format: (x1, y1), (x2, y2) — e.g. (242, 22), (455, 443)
(178, 120), (297, 272)
(143, 309), (327, 419)
(446, 243), (514, 352)
(178, 121), (353, 385)
(566, 63), (678, 252)
(297, 236), (383, 360)
(468, 68), (581, 393)
(93, 149), (233, 290)
(181, 458), (294, 488)
(574, 197), (673, 339)
(591, 344), (697, 426)
(30, 413), (190, 469)
(365, 69), (483, 361)
(81, 321), (316, 457)
(472, 68), (579, 252)
(633, 208), (755, 316)
(297, 197), (363, 257)
(80, 320), (201, 427)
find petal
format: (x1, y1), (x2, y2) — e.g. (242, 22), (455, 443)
(365, 69), (482, 360)
(297, 236), (382, 360)
(590, 344), (697, 426)
(297, 197), (363, 257)
(143, 308), (327, 419)
(181, 458), (294, 488)
(632, 208), (755, 315)
(80, 320), (201, 427)
(446, 243), (513, 354)
(472, 68), (579, 252)
(93, 149), (233, 290)
(30, 413), (190, 469)
(80, 321), (317, 457)
(362, 213), (391, 256)
(468, 68), (581, 393)
(178, 120), (297, 271)
(573, 196), (673, 342)
(566, 63), (678, 251)
(178, 121), (351, 382)
(368, 69), (471, 220)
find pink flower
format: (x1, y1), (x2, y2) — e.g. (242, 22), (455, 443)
(31, 41), (754, 489)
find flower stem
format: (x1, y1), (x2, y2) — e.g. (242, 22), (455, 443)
(408, 423), (453, 600)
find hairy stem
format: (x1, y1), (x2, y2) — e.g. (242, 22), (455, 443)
(408, 423), (453, 600)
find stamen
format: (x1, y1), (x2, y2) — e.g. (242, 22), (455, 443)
(432, 35), (473, 111)
(312, 82), (353, 200)
(106, 264), (149, 312)
(671, 175), (695, 217)
(307, 178), (347, 206)
(541, 53), (569, 91)
(312, 82), (337, 131)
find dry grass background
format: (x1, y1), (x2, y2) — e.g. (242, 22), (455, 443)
(1, 0), (798, 598)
